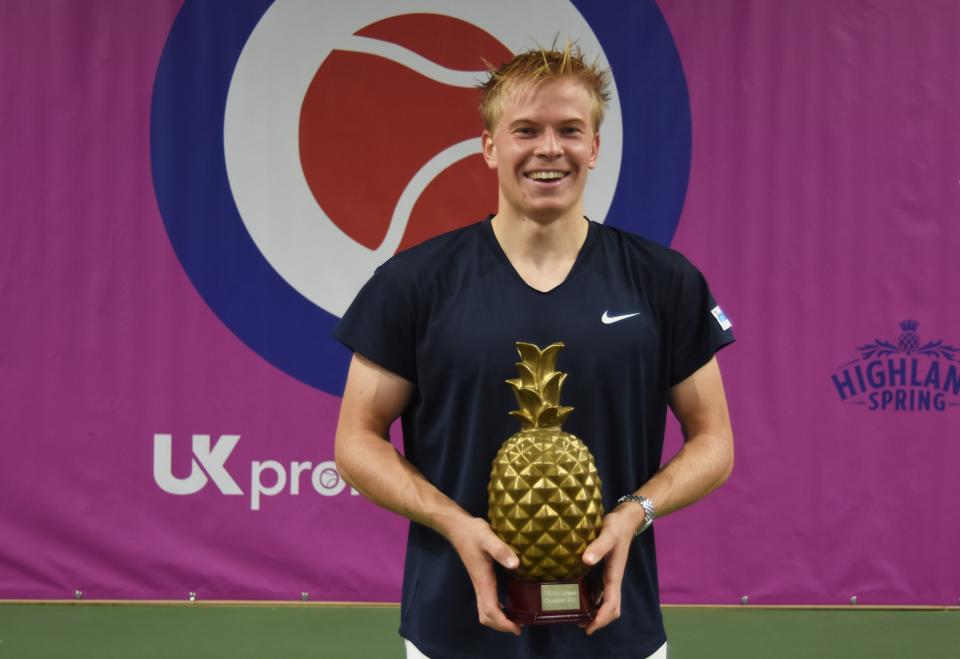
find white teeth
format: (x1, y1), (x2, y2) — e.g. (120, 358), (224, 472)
(528, 171), (566, 180)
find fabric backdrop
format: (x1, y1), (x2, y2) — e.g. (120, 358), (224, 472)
(1, 0), (957, 605)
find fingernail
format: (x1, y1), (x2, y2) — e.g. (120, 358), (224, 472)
(507, 557), (518, 568)
(584, 553), (595, 563)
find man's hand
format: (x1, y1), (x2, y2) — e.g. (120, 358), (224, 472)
(336, 356), (520, 634)
(446, 516), (523, 636)
(580, 507), (639, 634)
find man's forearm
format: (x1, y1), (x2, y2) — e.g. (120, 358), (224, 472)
(335, 430), (471, 540)
(644, 430), (732, 513)
(614, 430), (733, 532)
(609, 356), (735, 531)
(337, 427), (522, 635)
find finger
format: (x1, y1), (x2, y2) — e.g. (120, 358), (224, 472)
(482, 533), (520, 570)
(474, 577), (522, 635)
(584, 577), (622, 634)
(585, 544), (628, 634)
(466, 550), (521, 636)
(600, 546), (627, 588)
(584, 594), (620, 634)
(582, 529), (616, 566)
(478, 603), (522, 635)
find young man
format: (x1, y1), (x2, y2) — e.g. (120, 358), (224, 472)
(334, 44), (734, 659)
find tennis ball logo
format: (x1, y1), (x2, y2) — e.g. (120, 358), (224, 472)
(300, 14), (512, 253)
(224, 2), (621, 319)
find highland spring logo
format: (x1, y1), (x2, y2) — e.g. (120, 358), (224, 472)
(831, 320), (960, 412)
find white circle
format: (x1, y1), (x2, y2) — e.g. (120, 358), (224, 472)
(224, 0), (623, 317)
(312, 461), (346, 496)
(319, 468), (339, 489)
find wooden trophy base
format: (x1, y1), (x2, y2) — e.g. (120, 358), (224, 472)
(503, 574), (600, 625)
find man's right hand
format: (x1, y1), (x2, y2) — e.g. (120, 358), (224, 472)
(446, 516), (523, 635)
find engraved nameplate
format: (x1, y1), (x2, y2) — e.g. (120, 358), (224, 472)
(540, 584), (581, 611)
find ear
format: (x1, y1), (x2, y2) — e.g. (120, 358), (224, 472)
(588, 131), (600, 170)
(482, 130), (497, 170)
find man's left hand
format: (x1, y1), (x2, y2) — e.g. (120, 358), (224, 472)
(579, 507), (639, 634)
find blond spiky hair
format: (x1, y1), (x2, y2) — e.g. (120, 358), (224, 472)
(478, 40), (610, 133)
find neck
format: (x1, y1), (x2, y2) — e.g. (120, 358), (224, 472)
(490, 210), (590, 293)
(490, 210), (588, 263)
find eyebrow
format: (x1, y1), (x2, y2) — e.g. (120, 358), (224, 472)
(508, 117), (589, 129)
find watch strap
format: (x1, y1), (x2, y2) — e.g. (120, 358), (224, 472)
(617, 494), (655, 535)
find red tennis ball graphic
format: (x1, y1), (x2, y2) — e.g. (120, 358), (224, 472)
(300, 14), (513, 252)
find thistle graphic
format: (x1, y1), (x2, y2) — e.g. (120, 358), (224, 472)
(857, 320), (959, 361)
(897, 320), (920, 354)
(488, 342), (604, 581)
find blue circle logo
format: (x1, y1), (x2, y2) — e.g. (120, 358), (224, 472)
(151, 0), (690, 395)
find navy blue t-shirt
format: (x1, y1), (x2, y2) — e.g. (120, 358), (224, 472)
(333, 218), (734, 659)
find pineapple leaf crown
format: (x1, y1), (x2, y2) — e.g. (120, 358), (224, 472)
(505, 341), (574, 429)
(899, 319), (919, 333)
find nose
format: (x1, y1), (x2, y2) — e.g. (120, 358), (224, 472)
(534, 128), (563, 158)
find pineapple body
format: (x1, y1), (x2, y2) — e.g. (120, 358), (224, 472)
(487, 341), (605, 582)
(489, 428), (604, 581)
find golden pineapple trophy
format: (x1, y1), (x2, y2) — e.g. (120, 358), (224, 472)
(488, 341), (605, 625)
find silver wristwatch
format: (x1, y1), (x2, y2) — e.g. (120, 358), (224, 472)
(617, 494), (655, 535)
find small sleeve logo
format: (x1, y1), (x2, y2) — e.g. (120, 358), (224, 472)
(711, 306), (732, 331)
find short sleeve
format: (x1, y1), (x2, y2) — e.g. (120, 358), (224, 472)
(332, 261), (418, 383)
(667, 257), (735, 386)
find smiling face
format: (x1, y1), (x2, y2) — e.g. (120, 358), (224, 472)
(482, 77), (600, 225)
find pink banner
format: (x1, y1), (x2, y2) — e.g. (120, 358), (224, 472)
(658, 0), (960, 605)
(0, 0), (406, 602)
(1, 0), (957, 606)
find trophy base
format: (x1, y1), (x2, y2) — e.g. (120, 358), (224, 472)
(503, 575), (600, 625)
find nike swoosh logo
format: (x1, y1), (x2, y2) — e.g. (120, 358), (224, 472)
(602, 311), (641, 325)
